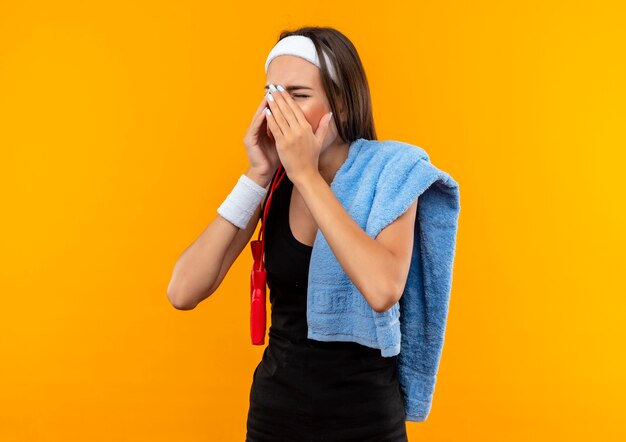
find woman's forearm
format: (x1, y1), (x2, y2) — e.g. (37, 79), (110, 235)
(167, 169), (272, 309)
(292, 171), (398, 312)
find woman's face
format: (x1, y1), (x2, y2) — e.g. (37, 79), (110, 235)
(265, 55), (341, 150)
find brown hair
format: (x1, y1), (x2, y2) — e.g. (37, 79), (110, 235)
(273, 26), (377, 142)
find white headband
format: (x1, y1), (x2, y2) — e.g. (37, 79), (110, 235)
(264, 35), (338, 84)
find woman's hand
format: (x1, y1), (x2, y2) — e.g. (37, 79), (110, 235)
(242, 94), (281, 181)
(264, 84), (334, 185)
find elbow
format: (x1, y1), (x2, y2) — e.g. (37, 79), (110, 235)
(372, 301), (395, 314)
(167, 282), (199, 311)
(167, 291), (195, 310)
(170, 297), (197, 311)
(371, 281), (403, 313)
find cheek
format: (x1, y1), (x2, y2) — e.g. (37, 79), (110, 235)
(302, 105), (327, 131)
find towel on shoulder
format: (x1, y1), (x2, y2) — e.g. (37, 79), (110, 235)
(306, 137), (461, 422)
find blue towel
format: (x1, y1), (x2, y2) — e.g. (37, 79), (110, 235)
(306, 137), (461, 422)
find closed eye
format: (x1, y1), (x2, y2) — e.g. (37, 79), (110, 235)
(293, 94), (309, 98)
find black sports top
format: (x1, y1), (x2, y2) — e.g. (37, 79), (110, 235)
(245, 171), (408, 442)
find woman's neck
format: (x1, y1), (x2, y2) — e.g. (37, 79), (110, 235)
(318, 140), (350, 186)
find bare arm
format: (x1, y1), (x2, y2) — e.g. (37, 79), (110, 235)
(166, 169), (274, 310)
(292, 171), (418, 313)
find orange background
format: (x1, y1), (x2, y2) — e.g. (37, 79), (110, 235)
(1, 1), (624, 440)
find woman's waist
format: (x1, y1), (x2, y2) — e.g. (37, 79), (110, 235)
(267, 329), (393, 359)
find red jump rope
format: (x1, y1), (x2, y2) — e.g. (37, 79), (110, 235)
(249, 164), (287, 345)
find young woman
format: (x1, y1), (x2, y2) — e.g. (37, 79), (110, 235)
(167, 26), (417, 441)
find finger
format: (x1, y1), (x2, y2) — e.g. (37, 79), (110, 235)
(268, 86), (299, 130)
(275, 85), (309, 127)
(262, 113), (273, 140)
(250, 97), (269, 133)
(315, 112), (333, 144)
(250, 94), (269, 126)
(266, 90), (291, 134)
(264, 106), (284, 140)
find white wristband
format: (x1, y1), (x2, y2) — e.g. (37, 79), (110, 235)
(217, 174), (268, 229)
